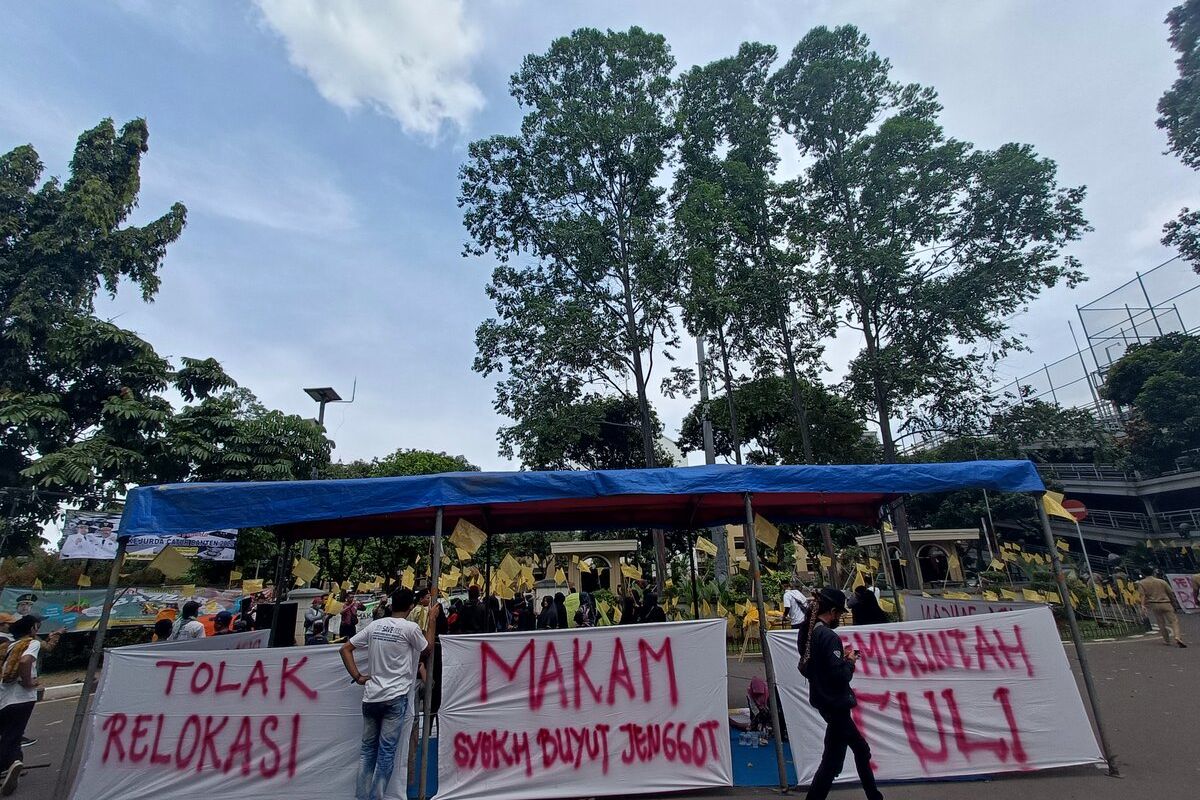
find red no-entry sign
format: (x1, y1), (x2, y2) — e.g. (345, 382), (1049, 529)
(1062, 499), (1088, 522)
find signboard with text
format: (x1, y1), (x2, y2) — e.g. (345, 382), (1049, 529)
(1166, 573), (1198, 613)
(70, 646), (360, 800)
(435, 620), (732, 800)
(900, 592), (1038, 621)
(767, 607), (1103, 786)
(59, 510), (238, 561)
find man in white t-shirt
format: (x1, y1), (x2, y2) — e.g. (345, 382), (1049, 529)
(341, 588), (433, 800)
(169, 601), (206, 640)
(782, 577), (809, 629)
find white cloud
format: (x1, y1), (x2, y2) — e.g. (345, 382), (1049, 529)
(142, 135), (357, 234)
(254, 0), (485, 138)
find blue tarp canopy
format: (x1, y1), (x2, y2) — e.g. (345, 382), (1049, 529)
(118, 461), (1044, 541)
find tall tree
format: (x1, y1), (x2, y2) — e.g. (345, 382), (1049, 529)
(768, 26), (1089, 585)
(1101, 332), (1200, 476)
(461, 27), (679, 585)
(1159, 1), (1200, 273)
(679, 374), (879, 466)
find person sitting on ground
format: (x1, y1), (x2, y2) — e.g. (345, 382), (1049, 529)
(730, 676), (775, 740)
(169, 601), (205, 640)
(305, 620), (329, 646)
(640, 592), (667, 623)
(212, 610), (234, 635)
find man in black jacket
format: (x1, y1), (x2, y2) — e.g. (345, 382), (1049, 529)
(797, 587), (883, 800)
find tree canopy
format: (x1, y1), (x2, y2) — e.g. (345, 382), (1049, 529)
(1158, 1), (1200, 273)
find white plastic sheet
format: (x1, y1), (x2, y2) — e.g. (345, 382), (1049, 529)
(767, 606), (1104, 786)
(435, 620), (732, 800)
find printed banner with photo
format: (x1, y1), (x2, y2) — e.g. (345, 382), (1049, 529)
(58, 510), (238, 561)
(0, 586), (248, 632)
(766, 606), (1104, 787)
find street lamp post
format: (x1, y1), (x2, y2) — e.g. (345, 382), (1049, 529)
(302, 385), (352, 563)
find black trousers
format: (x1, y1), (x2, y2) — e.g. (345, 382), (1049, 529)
(805, 706), (883, 800)
(0, 701), (35, 772)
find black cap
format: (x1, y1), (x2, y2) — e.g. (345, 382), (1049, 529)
(818, 587), (848, 612)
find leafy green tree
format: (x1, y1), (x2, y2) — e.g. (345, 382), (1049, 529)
(1158, 1), (1200, 273)
(495, 392), (667, 471)
(1101, 332), (1200, 475)
(461, 27), (681, 583)
(316, 449), (479, 587)
(679, 374), (878, 465)
(767, 26), (1088, 585)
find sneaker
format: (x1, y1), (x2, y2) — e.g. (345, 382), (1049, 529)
(1179, 641), (1189, 648)
(19, 737), (35, 747)
(2, 760), (21, 796)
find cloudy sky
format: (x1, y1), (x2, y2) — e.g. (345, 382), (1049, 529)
(1, 0), (1195, 470)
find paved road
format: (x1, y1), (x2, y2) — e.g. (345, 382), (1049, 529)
(19, 615), (1197, 799)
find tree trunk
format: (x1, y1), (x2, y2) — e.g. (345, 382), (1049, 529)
(862, 328), (920, 589)
(778, 317), (837, 585)
(696, 336), (728, 584)
(716, 330), (743, 465)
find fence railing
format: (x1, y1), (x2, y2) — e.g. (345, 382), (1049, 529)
(1039, 463), (1133, 482)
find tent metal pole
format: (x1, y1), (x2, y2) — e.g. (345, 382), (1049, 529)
(484, 528), (492, 598)
(1035, 496), (1119, 776)
(877, 525), (903, 621)
(418, 507), (444, 800)
(53, 536), (127, 800)
(269, 534), (293, 647)
(688, 530), (700, 619)
(743, 493), (789, 792)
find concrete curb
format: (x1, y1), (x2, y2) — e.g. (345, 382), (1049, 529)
(43, 682), (83, 700)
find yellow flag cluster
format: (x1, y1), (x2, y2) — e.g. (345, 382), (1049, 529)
(148, 545), (191, 579)
(449, 519), (487, 556)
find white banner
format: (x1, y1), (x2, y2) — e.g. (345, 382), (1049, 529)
(118, 629), (270, 652)
(435, 620), (732, 800)
(767, 607), (1104, 786)
(1166, 573), (1198, 613)
(900, 592), (1037, 621)
(59, 510), (238, 561)
(70, 646), (362, 800)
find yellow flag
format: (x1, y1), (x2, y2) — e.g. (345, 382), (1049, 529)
(989, 559), (1004, 571)
(325, 598), (344, 616)
(879, 598), (895, 614)
(868, 557), (880, 569)
(695, 536), (719, 557)
(817, 554), (832, 568)
(76, 574), (92, 587)
(148, 545), (191, 579)
(598, 601), (611, 615)
(292, 558), (318, 585)
(621, 564), (642, 580)
(1044, 589), (1062, 604)
(179, 585), (196, 598)
(1042, 492), (1077, 522)
(734, 603), (747, 617)
(32, 578), (43, 590)
(499, 553), (521, 580)
(1055, 539), (1070, 553)
(357, 581), (373, 593)
(578, 560), (592, 574)
(701, 600), (713, 618)
(944, 591), (972, 600)
(882, 521), (894, 534)
(229, 570), (243, 582)
(717, 602), (728, 618)
(1001, 588), (1019, 601)
(401, 567), (415, 590)
(983, 591), (999, 601)
(242, 579), (263, 594)
(754, 514), (779, 549)
(851, 564), (865, 590)
(455, 547), (471, 563)
(449, 519), (487, 556)
(553, 568), (567, 585)
(899, 558), (909, 567)
(1022, 588), (1045, 603)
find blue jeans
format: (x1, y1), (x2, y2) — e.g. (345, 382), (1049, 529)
(356, 694), (410, 800)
